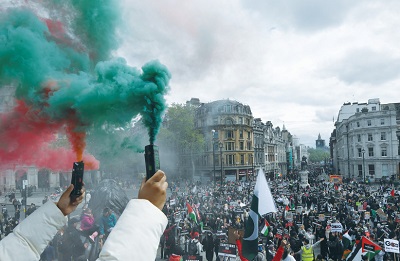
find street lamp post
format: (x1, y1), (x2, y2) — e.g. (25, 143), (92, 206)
(219, 142), (223, 186)
(251, 154), (255, 181)
(212, 130), (216, 185)
(362, 148), (366, 183)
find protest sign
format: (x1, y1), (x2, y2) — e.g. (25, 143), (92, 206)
(331, 222), (343, 233)
(384, 239), (399, 253)
(218, 243), (237, 258)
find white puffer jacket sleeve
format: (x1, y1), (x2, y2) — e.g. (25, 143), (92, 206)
(98, 199), (168, 261)
(0, 201), (67, 260)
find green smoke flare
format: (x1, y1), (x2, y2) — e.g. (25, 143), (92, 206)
(0, 2), (170, 156)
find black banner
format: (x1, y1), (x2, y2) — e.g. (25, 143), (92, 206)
(218, 243), (237, 258)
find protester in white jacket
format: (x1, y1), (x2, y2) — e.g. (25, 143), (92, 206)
(0, 170), (168, 261)
(0, 184), (84, 260)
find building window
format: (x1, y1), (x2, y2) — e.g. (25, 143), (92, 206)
(382, 164), (388, 176)
(225, 118), (233, 125)
(367, 120), (371, 126)
(226, 142), (235, 151)
(247, 132), (251, 140)
(247, 141), (252, 150)
(372, 106), (376, 111)
(226, 130), (234, 139)
(381, 148), (387, 157)
(381, 132), (386, 140)
(380, 118), (385, 125)
(357, 122), (360, 127)
(368, 133), (373, 141)
(357, 148), (362, 157)
(368, 164), (375, 176)
(368, 147), (374, 157)
(358, 165), (363, 177)
(239, 117), (243, 124)
(240, 154), (244, 165)
(239, 130), (243, 139)
(246, 118), (250, 125)
(357, 134), (361, 142)
(227, 154), (235, 165)
(213, 117), (218, 125)
(240, 141), (244, 150)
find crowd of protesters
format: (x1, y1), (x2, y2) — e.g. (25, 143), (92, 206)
(0, 167), (398, 261)
(159, 169), (400, 261)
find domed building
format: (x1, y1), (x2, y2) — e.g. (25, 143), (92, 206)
(189, 98), (254, 182)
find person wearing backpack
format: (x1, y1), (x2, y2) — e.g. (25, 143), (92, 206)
(188, 232), (202, 255)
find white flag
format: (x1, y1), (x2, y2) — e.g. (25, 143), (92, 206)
(255, 169), (277, 215)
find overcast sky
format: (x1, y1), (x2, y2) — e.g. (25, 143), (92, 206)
(111, 1), (399, 147)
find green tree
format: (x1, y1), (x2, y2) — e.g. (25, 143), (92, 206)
(158, 103), (204, 178)
(307, 148), (330, 163)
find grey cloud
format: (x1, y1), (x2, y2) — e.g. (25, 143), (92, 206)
(329, 48), (400, 85)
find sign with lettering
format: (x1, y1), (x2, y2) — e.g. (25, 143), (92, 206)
(218, 243), (237, 258)
(384, 239), (399, 253)
(331, 222), (343, 233)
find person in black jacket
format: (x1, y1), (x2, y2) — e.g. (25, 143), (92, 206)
(59, 217), (87, 261)
(202, 232), (215, 261)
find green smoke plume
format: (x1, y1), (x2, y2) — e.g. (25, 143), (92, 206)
(0, 1), (170, 169)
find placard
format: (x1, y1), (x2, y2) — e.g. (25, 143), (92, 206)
(218, 243), (237, 258)
(183, 255), (203, 261)
(331, 222), (343, 233)
(285, 212), (293, 221)
(170, 199), (176, 206)
(228, 227), (243, 244)
(364, 211), (370, 220)
(384, 239), (400, 253)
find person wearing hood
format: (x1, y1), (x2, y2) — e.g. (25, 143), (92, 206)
(295, 238), (324, 261)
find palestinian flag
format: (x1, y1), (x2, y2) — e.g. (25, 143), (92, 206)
(261, 220), (270, 236)
(346, 236), (381, 261)
(186, 202), (197, 224)
(242, 169), (277, 260)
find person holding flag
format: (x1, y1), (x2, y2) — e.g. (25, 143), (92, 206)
(242, 169), (277, 260)
(261, 219), (270, 237)
(186, 202), (198, 224)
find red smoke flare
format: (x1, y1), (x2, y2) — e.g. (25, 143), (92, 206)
(0, 100), (99, 170)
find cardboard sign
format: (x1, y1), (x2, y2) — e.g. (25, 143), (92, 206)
(218, 243), (237, 258)
(228, 227), (243, 244)
(384, 239), (400, 253)
(331, 222), (343, 233)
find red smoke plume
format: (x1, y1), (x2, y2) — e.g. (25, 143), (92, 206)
(0, 100), (99, 170)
